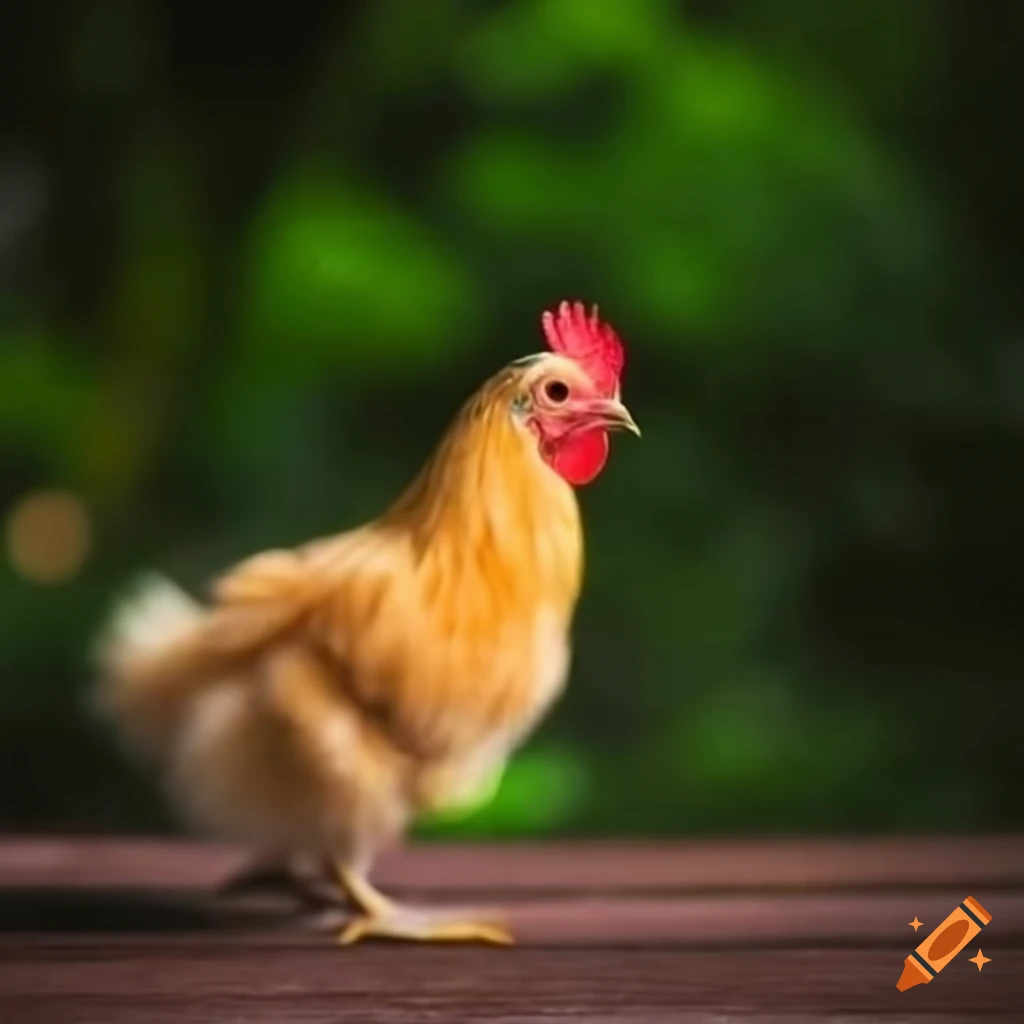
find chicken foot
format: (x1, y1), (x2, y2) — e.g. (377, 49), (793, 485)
(334, 862), (513, 945)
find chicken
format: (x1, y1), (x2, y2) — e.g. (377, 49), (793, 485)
(93, 300), (639, 945)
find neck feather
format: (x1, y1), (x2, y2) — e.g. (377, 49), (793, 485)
(383, 371), (582, 606)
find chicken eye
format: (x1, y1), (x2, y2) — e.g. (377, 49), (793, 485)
(544, 380), (570, 404)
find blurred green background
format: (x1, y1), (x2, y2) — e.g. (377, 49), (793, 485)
(1, 0), (1022, 838)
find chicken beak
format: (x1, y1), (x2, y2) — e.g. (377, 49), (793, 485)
(588, 397), (641, 437)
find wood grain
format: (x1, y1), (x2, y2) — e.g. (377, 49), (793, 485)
(3, 835), (1023, 892)
(0, 945), (1020, 1024)
(1, 837), (1021, 1022)
(3, 888), (1023, 946)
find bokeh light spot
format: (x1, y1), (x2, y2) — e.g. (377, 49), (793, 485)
(4, 489), (92, 585)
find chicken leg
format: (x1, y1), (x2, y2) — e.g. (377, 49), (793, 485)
(219, 853), (344, 909)
(334, 862), (513, 945)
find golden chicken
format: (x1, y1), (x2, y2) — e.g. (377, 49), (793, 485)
(94, 300), (639, 945)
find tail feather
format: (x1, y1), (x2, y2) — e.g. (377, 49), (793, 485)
(93, 573), (208, 759)
(94, 570), (310, 761)
(96, 572), (203, 668)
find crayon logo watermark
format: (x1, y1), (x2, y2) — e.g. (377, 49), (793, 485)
(897, 897), (992, 991)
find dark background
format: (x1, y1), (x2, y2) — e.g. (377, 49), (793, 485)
(1, 0), (1022, 838)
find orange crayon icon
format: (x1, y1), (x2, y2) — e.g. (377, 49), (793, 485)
(897, 896), (992, 991)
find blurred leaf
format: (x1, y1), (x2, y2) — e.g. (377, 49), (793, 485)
(453, 32), (935, 351)
(242, 172), (478, 379)
(446, 133), (595, 236)
(358, 0), (467, 93)
(419, 763), (507, 826)
(459, 0), (675, 101)
(0, 328), (95, 476)
(423, 745), (588, 837)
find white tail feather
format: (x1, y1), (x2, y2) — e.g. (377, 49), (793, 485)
(95, 572), (201, 675)
(91, 572), (206, 755)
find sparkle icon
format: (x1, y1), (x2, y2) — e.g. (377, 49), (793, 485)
(897, 896), (992, 991)
(908, 916), (923, 931)
(968, 949), (991, 971)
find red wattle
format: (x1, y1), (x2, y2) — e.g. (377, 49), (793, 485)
(550, 430), (609, 486)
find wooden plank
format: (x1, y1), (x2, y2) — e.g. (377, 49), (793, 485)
(3, 888), (1023, 946)
(4, 838), (1023, 1020)
(3, 835), (1024, 892)
(0, 945), (1020, 1022)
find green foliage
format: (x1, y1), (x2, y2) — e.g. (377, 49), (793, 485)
(1, 0), (1022, 836)
(419, 746), (588, 837)
(0, 330), (94, 475)
(243, 172), (479, 377)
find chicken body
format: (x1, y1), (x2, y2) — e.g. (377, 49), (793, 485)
(95, 349), (632, 943)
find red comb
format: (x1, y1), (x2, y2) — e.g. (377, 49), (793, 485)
(541, 300), (624, 397)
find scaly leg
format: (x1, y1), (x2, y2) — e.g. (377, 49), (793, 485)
(219, 853), (343, 908)
(334, 862), (513, 946)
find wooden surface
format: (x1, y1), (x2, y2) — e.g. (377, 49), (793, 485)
(2, 836), (1023, 1022)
